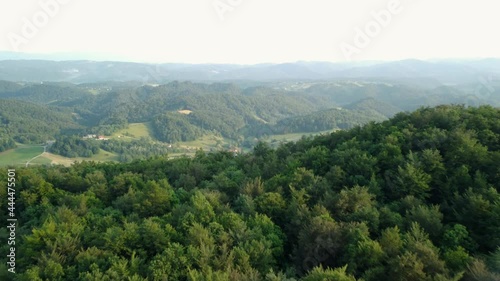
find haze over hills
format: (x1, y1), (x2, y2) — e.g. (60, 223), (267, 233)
(0, 55), (499, 86)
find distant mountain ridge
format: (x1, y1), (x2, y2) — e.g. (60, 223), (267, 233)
(0, 55), (499, 85)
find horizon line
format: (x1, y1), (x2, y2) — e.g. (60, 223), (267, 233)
(0, 51), (498, 66)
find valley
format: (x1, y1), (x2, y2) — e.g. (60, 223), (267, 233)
(1, 62), (499, 167)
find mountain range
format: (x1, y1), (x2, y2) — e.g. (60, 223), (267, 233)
(0, 52), (499, 87)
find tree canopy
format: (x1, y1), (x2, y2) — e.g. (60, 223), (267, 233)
(0, 104), (499, 280)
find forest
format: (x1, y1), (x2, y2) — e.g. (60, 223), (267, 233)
(0, 81), (390, 152)
(0, 99), (80, 145)
(0, 105), (498, 280)
(0, 80), (408, 162)
(2, 79), (496, 146)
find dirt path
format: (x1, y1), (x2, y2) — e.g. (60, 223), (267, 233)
(25, 145), (46, 167)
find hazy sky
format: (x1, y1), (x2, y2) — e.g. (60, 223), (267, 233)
(0, 0), (499, 64)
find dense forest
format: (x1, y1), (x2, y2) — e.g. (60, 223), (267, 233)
(0, 137), (16, 152)
(0, 99), (80, 144)
(1, 105), (498, 280)
(99, 138), (173, 162)
(152, 112), (206, 143)
(49, 136), (101, 158)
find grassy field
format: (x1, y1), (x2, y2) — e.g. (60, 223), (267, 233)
(0, 145), (45, 167)
(28, 155), (53, 165)
(112, 123), (153, 139)
(168, 152), (196, 159)
(270, 130), (333, 141)
(178, 134), (230, 151)
(264, 130), (334, 146)
(86, 149), (120, 162)
(41, 149), (119, 166)
(0, 146), (119, 167)
(38, 153), (76, 166)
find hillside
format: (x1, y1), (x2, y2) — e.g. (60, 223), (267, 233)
(0, 99), (80, 143)
(0, 81), (336, 145)
(271, 108), (387, 134)
(1, 79), (499, 165)
(0, 83), (92, 105)
(0, 80), (23, 93)
(0, 105), (498, 280)
(344, 98), (402, 117)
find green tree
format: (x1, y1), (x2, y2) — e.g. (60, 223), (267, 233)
(302, 266), (357, 281)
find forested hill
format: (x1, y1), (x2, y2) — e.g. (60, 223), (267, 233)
(2, 79), (498, 147)
(0, 99), (81, 144)
(270, 108), (387, 134)
(0, 81), (395, 146)
(0, 105), (499, 280)
(344, 98), (402, 117)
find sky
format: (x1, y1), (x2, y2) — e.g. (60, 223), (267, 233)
(0, 0), (499, 64)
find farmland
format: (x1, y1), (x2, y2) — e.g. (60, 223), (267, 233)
(0, 144), (44, 167)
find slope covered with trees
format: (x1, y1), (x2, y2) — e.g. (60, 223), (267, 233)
(344, 97), (402, 118)
(2, 79), (497, 156)
(0, 99), (80, 144)
(271, 108), (387, 134)
(0, 83), (92, 106)
(49, 135), (101, 158)
(0, 105), (498, 280)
